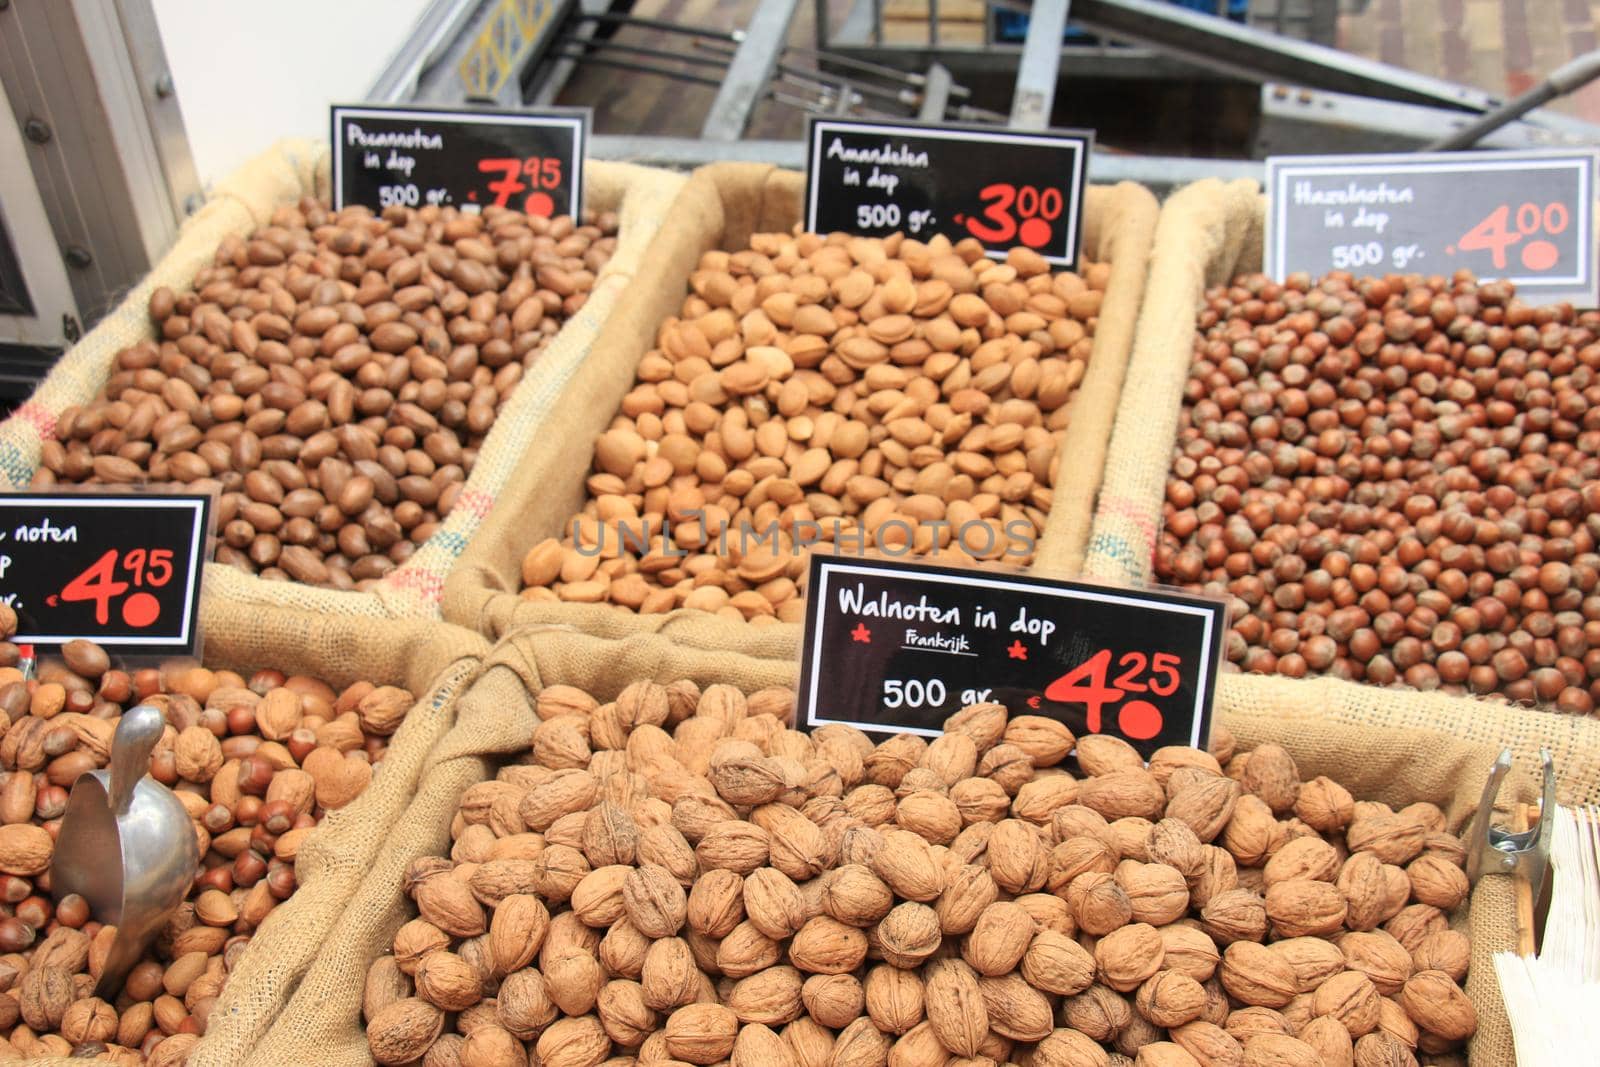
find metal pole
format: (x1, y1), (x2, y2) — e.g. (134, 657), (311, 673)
(1425, 50), (1600, 150)
(918, 62), (953, 120)
(1010, 0), (1069, 129)
(702, 0), (804, 140)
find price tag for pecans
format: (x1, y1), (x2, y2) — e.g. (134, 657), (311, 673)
(331, 104), (588, 217)
(1265, 148), (1600, 306)
(0, 493), (211, 657)
(796, 555), (1228, 758)
(804, 117), (1093, 266)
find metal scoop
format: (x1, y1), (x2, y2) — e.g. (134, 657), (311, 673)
(51, 705), (200, 999)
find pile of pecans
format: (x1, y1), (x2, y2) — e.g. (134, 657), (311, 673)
(517, 232), (1107, 623)
(1155, 271), (1600, 713)
(365, 683), (1476, 1067)
(0, 608), (413, 1063)
(34, 199), (618, 592)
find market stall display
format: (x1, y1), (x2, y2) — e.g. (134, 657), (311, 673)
(441, 163), (1158, 653)
(0, 600), (486, 1065)
(221, 627), (1600, 1067)
(0, 140), (685, 619)
(1088, 178), (1600, 713)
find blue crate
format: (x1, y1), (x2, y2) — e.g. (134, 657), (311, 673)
(993, 0), (1246, 43)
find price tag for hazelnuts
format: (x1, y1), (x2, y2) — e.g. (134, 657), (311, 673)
(1266, 148), (1600, 306)
(0, 493), (211, 657)
(796, 554), (1229, 759)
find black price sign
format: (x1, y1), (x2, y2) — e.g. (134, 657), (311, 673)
(797, 555), (1228, 757)
(0, 493), (211, 657)
(1266, 149), (1600, 306)
(331, 104), (588, 217)
(805, 117), (1092, 266)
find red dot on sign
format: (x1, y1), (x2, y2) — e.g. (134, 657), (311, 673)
(527, 192), (555, 218)
(1019, 217), (1052, 249)
(953, 213), (964, 224)
(1521, 239), (1560, 272)
(1118, 699), (1163, 740)
(1446, 245), (1456, 255)
(44, 596), (56, 607)
(122, 592), (160, 629)
(467, 191), (477, 202)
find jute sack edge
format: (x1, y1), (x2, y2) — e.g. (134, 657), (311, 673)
(0, 137), (324, 493)
(443, 164), (1161, 652)
(0, 138), (686, 623)
(1082, 178), (1262, 587)
(204, 158), (688, 621)
(1213, 668), (1600, 1067)
(241, 626), (794, 1067)
(250, 629), (1560, 1067)
(138, 599), (487, 1067)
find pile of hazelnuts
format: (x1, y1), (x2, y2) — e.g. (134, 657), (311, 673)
(1154, 270), (1600, 713)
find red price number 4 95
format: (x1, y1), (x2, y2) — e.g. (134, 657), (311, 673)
(1452, 201), (1569, 273)
(961, 183), (1064, 251)
(1044, 650), (1180, 741)
(477, 157), (563, 216)
(50, 548), (172, 629)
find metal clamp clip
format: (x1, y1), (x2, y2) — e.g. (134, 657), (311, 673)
(1465, 748), (1557, 889)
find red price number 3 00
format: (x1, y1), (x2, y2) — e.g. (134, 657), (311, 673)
(1044, 650), (1180, 741)
(477, 157), (563, 216)
(50, 548), (173, 629)
(1452, 201), (1569, 273)
(961, 183), (1064, 250)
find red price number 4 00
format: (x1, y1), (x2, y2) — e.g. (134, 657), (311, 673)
(1044, 650), (1181, 741)
(960, 183), (1064, 251)
(49, 548), (173, 629)
(1452, 201), (1569, 273)
(476, 157), (563, 216)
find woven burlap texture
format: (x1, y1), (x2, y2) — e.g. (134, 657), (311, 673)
(243, 627), (796, 1067)
(0, 138), (686, 622)
(1082, 178), (1262, 587)
(13, 600), (487, 1067)
(441, 163), (1159, 655)
(239, 630), (1568, 1067)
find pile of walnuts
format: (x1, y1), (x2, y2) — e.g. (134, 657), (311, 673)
(365, 684), (1477, 1067)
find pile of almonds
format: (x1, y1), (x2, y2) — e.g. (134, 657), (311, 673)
(517, 231), (1107, 623)
(365, 683), (1476, 1067)
(33, 199), (618, 592)
(0, 607), (413, 1063)
(1155, 271), (1600, 712)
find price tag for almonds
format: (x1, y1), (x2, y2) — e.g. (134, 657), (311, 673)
(331, 104), (588, 217)
(0, 493), (211, 657)
(1266, 148), (1600, 306)
(796, 555), (1228, 758)
(805, 117), (1093, 267)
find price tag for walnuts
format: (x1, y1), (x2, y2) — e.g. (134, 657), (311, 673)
(331, 104), (588, 217)
(0, 493), (211, 656)
(805, 117), (1093, 266)
(796, 555), (1228, 758)
(1266, 148), (1600, 306)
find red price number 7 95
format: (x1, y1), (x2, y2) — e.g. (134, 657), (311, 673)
(54, 548), (173, 628)
(477, 157), (563, 216)
(1044, 650), (1180, 740)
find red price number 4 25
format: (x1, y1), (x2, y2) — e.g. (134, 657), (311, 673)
(49, 548), (172, 628)
(1452, 201), (1569, 273)
(1044, 650), (1180, 741)
(477, 157), (563, 216)
(961, 183), (1064, 251)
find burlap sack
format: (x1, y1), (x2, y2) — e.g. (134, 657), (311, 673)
(244, 623), (1577, 1066)
(0, 138), (687, 622)
(1083, 177), (1263, 587)
(244, 627), (795, 1067)
(441, 163), (1160, 654)
(12, 599), (488, 1067)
